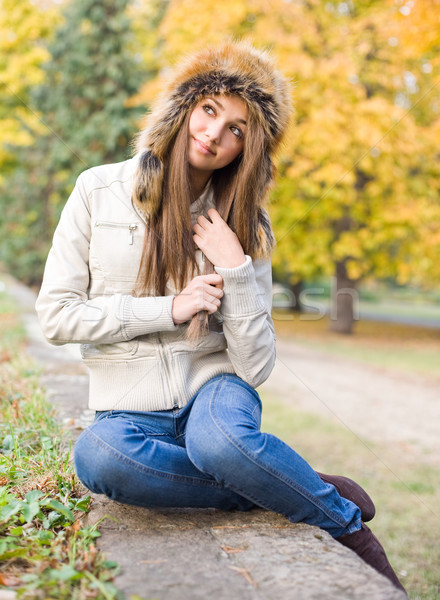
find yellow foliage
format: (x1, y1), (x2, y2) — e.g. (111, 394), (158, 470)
(26, 210), (39, 224)
(310, 163), (356, 188)
(80, 19), (92, 35)
(394, 0), (440, 57)
(0, 117), (34, 146)
(131, 77), (166, 111)
(346, 259), (368, 281)
(159, 0), (250, 62)
(0, 0), (61, 167)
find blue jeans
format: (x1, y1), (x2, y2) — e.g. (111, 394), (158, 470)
(74, 374), (361, 538)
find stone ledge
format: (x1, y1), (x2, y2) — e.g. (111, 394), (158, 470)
(86, 498), (406, 600)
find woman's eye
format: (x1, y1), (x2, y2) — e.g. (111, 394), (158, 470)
(230, 126), (243, 139)
(203, 104), (215, 115)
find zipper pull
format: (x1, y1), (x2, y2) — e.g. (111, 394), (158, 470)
(128, 224), (137, 245)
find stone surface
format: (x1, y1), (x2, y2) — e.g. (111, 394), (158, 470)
(85, 500), (405, 600)
(5, 275), (407, 600)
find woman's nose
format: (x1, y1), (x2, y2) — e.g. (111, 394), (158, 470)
(205, 122), (222, 142)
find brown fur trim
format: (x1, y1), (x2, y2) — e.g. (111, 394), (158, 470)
(132, 150), (164, 219)
(255, 208), (276, 258)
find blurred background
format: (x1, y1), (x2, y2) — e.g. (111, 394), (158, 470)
(1, 3), (440, 597)
(1, 0), (439, 335)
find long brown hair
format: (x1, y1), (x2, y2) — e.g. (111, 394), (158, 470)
(134, 97), (273, 339)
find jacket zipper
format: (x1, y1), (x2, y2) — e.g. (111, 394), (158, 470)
(95, 221), (138, 245)
(158, 334), (179, 409)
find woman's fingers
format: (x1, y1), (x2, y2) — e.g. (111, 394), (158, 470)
(204, 299), (221, 314)
(171, 274), (224, 324)
(193, 211), (245, 269)
(200, 273), (223, 289)
(206, 208), (222, 222)
(202, 283), (223, 300)
(196, 281), (223, 306)
(193, 223), (203, 235)
(195, 214), (212, 230)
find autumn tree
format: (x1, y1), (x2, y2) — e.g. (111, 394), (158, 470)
(142, 0), (440, 333)
(0, 0), (60, 179)
(36, 0), (144, 170)
(267, 0), (440, 332)
(389, 0), (440, 288)
(0, 0), (145, 285)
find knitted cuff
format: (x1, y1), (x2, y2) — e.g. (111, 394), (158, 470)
(214, 256), (266, 316)
(121, 295), (178, 339)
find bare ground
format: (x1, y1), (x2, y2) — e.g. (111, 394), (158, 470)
(260, 338), (440, 467)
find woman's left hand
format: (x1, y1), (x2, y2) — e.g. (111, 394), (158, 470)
(193, 208), (246, 268)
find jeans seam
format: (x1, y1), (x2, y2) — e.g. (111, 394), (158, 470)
(82, 427), (222, 489)
(208, 381), (348, 529)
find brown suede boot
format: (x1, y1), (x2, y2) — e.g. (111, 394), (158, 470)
(337, 522), (408, 596)
(317, 472), (376, 522)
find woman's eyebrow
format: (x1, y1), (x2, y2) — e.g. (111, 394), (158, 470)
(210, 97), (247, 125)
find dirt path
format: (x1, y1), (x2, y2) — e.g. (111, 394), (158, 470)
(261, 338), (440, 466)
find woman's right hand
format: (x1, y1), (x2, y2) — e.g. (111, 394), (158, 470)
(172, 273), (224, 325)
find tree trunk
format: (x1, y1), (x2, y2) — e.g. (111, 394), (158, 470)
(329, 261), (359, 334)
(289, 280), (303, 312)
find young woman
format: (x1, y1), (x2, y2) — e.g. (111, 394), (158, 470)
(36, 42), (406, 594)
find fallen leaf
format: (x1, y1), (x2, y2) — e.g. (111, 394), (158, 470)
(0, 573), (21, 586)
(220, 545), (246, 554)
(228, 566), (257, 588)
(212, 525), (251, 530)
(0, 351), (12, 363)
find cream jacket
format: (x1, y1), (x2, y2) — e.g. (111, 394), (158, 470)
(36, 157), (276, 411)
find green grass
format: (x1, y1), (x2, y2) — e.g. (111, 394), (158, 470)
(0, 289), (123, 599)
(359, 298), (440, 321)
(260, 390), (440, 600)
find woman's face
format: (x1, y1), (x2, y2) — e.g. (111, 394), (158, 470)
(187, 95), (247, 177)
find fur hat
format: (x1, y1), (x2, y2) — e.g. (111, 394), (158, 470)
(133, 41), (292, 239)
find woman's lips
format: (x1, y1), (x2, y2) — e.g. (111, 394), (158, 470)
(193, 138), (215, 155)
